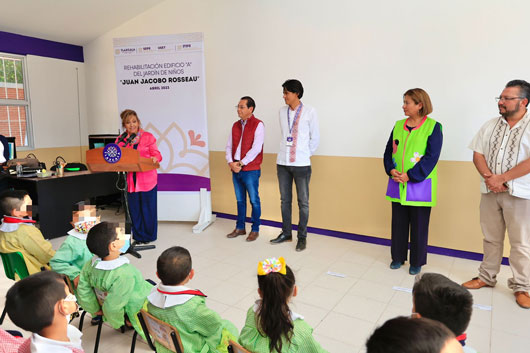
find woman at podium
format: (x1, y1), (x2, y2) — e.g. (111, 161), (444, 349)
(116, 109), (162, 244)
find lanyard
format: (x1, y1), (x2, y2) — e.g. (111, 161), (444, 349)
(287, 103), (303, 135)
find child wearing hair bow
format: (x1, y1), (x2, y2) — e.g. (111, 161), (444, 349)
(239, 257), (329, 353)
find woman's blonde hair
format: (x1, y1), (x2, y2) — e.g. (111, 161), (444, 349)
(120, 109), (141, 128)
(404, 88), (433, 116)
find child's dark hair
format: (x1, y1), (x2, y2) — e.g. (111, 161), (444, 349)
(413, 273), (473, 336)
(0, 189), (28, 217)
(257, 265), (296, 352)
(86, 221), (119, 258)
(72, 200), (94, 212)
(6, 271), (66, 333)
(157, 246), (192, 285)
(366, 316), (455, 353)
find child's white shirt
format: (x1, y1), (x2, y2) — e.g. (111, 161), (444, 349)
(30, 324), (83, 352)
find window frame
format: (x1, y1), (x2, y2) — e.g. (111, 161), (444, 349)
(0, 52), (34, 149)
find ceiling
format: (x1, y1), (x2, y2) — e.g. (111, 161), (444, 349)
(0, 0), (166, 46)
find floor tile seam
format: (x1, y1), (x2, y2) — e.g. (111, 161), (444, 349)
(371, 295), (396, 325)
(489, 326), (530, 339)
(305, 276), (359, 295)
(387, 289), (415, 312)
(315, 310), (378, 336)
(357, 275), (409, 289)
(329, 304), (385, 324)
(313, 329), (361, 349)
(294, 281), (353, 311)
(325, 286), (366, 319)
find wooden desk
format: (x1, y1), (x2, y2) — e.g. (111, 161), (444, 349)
(7, 171), (119, 239)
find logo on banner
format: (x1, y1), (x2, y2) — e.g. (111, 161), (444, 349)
(115, 47), (137, 56)
(103, 144), (122, 164)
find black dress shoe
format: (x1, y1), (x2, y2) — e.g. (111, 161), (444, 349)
(270, 233), (293, 244)
(296, 238), (307, 252)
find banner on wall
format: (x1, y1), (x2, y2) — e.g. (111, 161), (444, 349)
(113, 33), (214, 232)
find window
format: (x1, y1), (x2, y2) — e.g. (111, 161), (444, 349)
(0, 53), (32, 147)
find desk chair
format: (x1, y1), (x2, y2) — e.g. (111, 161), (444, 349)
(228, 340), (253, 353)
(131, 309), (184, 353)
(0, 251), (30, 324)
(78, 287), (126, 353)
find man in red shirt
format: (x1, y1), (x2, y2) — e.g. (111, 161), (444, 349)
(225, 96), (264, 242)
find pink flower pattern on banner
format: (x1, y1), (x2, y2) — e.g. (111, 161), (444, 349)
(188, 130), (206, 147)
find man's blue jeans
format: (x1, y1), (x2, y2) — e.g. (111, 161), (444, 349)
(233, 169), (261, 232)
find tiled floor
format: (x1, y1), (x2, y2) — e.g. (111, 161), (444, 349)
(1, 209), (529, 353)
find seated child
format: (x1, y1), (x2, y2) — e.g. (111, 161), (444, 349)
(5, 270), (84, 353)
(50, 202), (97, 289)
(412, 273), (476, 353)
(239, 257), (329, 353)
(147, 246), (238, 353)
(366, 316), (463, 353)
(0, 189), (55, 274)
(76, 221), (152, 335)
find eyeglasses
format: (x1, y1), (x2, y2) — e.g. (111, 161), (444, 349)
(495, 96), (523, 102)
(235, 105), (247, 110)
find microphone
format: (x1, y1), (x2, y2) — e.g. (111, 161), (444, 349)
(116, 131), (128, 144)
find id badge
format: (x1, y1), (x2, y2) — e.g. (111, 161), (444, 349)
(286, 136), (293, 146)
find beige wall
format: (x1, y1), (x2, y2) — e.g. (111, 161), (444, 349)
(20, 146), (88, 169)
(18, 147), (510, 256)
(211, 152), (511, 257)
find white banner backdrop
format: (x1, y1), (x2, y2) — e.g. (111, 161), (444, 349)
(113, 33), (214, 231)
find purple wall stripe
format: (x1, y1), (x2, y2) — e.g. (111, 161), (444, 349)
(158, 173), (211, 191)
(0, 31), (84, 62)
(214, 212), (510, 266)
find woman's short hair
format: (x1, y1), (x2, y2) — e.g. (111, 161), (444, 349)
(120, 109), (141, 128)
(404, 88), (433, 116)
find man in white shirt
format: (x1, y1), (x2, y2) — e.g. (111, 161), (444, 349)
(270, 80), (320, 251)
(225, 97), (264, 242)
(463, 79), (530, 309)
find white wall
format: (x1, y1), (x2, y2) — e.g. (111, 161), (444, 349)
(26, 55), (87, 148)
(84, 0), (530, 161)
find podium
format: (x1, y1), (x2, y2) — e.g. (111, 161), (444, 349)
(86, 144), (159, 258)
(86, 146), (158, 173)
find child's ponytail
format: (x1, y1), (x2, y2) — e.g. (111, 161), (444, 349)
(256, 257), (296, 352)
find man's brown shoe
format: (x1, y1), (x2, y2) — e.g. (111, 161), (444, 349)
(227, 229), (246, 238)
(515, 291), (530, 309)
(462, 277), (493, 290)
(246, 231), (259, 242)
